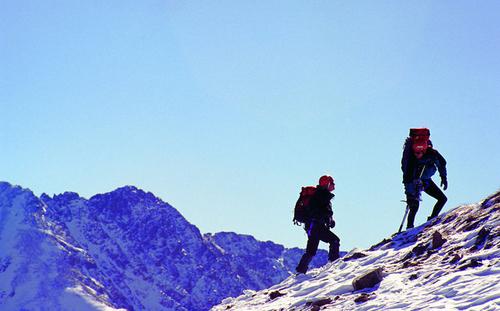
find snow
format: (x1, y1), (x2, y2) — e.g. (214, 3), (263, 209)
(61, 286), (126, 311)
(212, 192), (500, 310)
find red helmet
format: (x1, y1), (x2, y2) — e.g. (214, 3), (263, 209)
(319, 175), (335, 191)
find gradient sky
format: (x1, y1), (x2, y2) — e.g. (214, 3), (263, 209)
(2, 1), (499, 252)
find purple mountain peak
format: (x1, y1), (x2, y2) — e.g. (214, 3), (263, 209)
(0, 182), (327, 310)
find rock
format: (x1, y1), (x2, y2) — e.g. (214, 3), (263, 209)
(306, 298), (332, 310)
(443, 252), (462, 265)
(450, 254), (462, 264)
(427, 249), (438, 256)
(402, 251), (414, 262)
(344, 252), (368, 261)
(352, 267), (384, 291)
(403, 261), (419, 268)
(314, 298), (332, 306)
(369, 238), (391, 251)
(412, 243), (428, 256)
(402, 241), (433, 263)
(459, 259), (483, 270)
(269, 290), (285, 300)
(472, 227), (490, 251)
(481, 191), (500, 208)
(462, 217), (484, 232)
(431, 231), (446, 249)
(442, 213), (458, 224)
(354, 293), (375, 303)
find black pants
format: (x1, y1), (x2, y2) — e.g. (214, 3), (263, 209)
(296, 221), (340, 273)
(406, 179), (447, 229)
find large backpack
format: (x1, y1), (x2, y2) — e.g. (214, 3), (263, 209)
(293, 186), (316, 225)
(402, 128), (432, 182)
(409, 128), (430, 153)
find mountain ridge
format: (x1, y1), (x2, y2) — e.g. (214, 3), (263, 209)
(0, 181), (327, 310)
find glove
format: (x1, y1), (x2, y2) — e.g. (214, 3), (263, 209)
(328, 216), (335, 228)
(441, 178), (448, 190)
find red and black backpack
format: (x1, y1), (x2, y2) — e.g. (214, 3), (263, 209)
(293, 186), (316, 224)
(409, 128), (431, 153)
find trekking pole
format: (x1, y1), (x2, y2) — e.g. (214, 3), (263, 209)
(398, 165), (426, 233)
(398, 205), (409, 233)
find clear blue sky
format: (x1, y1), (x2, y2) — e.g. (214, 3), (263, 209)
(2, 1), (499, 251)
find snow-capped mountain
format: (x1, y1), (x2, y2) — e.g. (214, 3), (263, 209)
(0, 182), (327, 311)
(213, 191), (500, 310)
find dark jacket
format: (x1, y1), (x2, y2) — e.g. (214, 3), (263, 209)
(306, 186), (334, 225)
(401, 142), (447, 183)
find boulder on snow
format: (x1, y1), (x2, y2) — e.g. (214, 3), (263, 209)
(306, 297), (332, 310)
(411, 243), (428, 257)
(431, 231), (447, 249)
(354, 293), (376, 303)
(471, 227), (491, 251)
(344, 252), (368, 261)
(442, 252), (462, 265)
(268, 290), (285, 300)
(352, 267), (384, 291)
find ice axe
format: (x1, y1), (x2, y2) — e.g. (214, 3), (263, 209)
(398, 165), (426, 233)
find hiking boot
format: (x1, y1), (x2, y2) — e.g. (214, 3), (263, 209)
(295, 265), (307, 274)
(296, 253), (312, 274)
(328, 241), (340, 262)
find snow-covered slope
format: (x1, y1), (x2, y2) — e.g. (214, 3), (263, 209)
(0, 182), (327, 310)
(213, 191), (500, 310)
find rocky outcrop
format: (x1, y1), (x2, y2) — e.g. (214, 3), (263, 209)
(352, 267), (384, 291)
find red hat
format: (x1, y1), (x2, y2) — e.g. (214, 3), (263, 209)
(319, 175), (335, 192)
